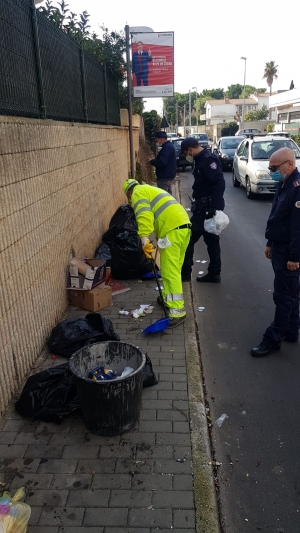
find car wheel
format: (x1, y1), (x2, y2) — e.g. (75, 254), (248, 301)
(232, 170), (240, 188)
(246, 177), (255, 199)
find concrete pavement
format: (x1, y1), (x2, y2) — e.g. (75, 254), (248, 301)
(0, 206), (220, 533)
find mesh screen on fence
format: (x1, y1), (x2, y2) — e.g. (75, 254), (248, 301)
(106, 73), (120, 126)
(0, 0), (40, 118)
(84, 55), (106, 124)
(0, 0), (120, 125)
(37, 11), (84, 122)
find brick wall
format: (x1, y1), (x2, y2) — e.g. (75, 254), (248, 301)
(0, 115), (139, 415)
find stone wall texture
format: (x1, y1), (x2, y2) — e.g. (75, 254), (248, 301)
(0, 116), (139, 415)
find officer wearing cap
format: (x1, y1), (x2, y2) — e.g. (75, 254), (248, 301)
(180, 137), (225, 282)
(251, 147), (300, 357)
(147, 131), (177, 194)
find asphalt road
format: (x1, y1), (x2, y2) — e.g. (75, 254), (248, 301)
(179, 168), (300, 533)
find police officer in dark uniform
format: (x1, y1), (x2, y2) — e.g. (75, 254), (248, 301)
(251, 147), (300, 357)
(180, 137), (226, 282)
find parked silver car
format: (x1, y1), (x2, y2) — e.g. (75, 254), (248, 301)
(232, 135), (300, 199)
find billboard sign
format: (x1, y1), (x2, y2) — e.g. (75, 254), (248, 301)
(132, 32), (174, 98)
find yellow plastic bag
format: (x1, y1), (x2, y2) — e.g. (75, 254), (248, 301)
(0, 488), (31, 533)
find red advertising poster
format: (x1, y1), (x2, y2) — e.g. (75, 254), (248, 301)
(132, 32), (174, 98)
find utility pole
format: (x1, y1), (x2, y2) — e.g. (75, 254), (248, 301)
(189, 90), (191, 133)
(183, 104), (186, 138)
(192, 86), (198, 132)
(176, 103), (178, 135)
(125, 25), (135, 178)
(241, 56), (247, 131)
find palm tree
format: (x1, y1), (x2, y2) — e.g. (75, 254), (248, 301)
(263, 61), (278, 95)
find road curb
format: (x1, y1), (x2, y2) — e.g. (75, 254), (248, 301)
(174, 178), (220, 532)
(183, 284), (220, 533)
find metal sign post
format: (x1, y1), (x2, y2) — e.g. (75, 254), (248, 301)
(125, 26), (154, 179)
(125, 25), (135, 178)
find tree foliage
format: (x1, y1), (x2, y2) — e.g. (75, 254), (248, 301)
(263, 61), (278, 95)
(225, 84), (243, 99)
(163, 89), (225, 126)
(221, 122), (239, 136)
(38, 1), (125, 80)
(225, 84), (266, 99)
(245, 105), (269, 121)
(38, 1), (144, 114)
(143, 110), (162, 150)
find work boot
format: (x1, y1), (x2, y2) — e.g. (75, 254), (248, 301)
(168, 316), (186, 329)
(250, 342), (280, 357)
(197, 273), (221, 283)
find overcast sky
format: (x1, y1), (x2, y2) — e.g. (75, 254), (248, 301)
(50, 0), (296, 114)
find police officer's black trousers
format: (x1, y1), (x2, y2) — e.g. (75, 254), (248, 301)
(263, 244), (300, 348)
(181, 214), (221, 277)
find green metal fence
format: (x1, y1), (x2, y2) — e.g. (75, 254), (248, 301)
(0, 0), (120, 125)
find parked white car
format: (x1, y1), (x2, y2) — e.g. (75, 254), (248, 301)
(232, 135), (300, 199)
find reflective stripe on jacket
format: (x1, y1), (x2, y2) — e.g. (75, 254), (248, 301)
(131, 184), (190, 238)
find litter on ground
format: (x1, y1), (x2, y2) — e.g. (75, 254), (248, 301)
(215, 413), (229, 427)
(197, 307), (205, 312)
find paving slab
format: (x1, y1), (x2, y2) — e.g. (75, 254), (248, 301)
(0, 223), (220, 532)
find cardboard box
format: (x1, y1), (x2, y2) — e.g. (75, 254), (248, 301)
(69, 258), (106, 290)
(67, 285), (112, 312)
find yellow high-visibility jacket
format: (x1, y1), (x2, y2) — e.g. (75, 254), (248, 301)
(131, 184), (190, 238)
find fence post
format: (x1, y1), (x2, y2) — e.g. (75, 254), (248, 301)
(31, 0), (46, 119)
(116, 81), (121, 125)
(80, 46), (88, 123)
(103, 65), (109, 124)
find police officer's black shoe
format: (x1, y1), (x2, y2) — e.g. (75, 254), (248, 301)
(181, 275), (191, 282)
(197, 273), (221, 283)
(250, 342), (280, 357)
(284, 335), (298, 343)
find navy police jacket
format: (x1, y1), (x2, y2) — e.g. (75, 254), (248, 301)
(192, 148), (225, 210)
(265, 168), (300, 262)
(150, 141), (177, 182)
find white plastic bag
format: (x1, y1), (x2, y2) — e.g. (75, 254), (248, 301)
(204, 211), (229, 235)
(157, 236), (172, 249)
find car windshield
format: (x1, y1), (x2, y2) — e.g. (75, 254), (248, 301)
(251, 140), (300, 160)
(173, 140), (182, 146)
(221, 138), (242, 149)
(192, 134), (208, 141)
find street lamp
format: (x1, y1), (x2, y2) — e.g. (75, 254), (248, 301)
(241, 56), (247, 130)
(192, 86), (198, 132)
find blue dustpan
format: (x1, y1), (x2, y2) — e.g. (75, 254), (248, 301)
(142, 271), (161, 280)
(143, 317), (171, 334)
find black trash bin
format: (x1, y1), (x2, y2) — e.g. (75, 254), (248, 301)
(69, 341), (146, 436)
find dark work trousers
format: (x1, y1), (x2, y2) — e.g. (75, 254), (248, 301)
(136, 73), (148, 86)
(263, 244), (300, 348)
(181, 213), (221, 277)
(157, 179), (174, 195)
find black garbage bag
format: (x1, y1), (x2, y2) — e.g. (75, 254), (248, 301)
(143, 355), (158, 388)
(102, 205), (152, 280)
(94, 243), (111, 262)
(15, 363), (80, 424)
(48, 313), (120, 359)
(109, 204), (138, 231)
